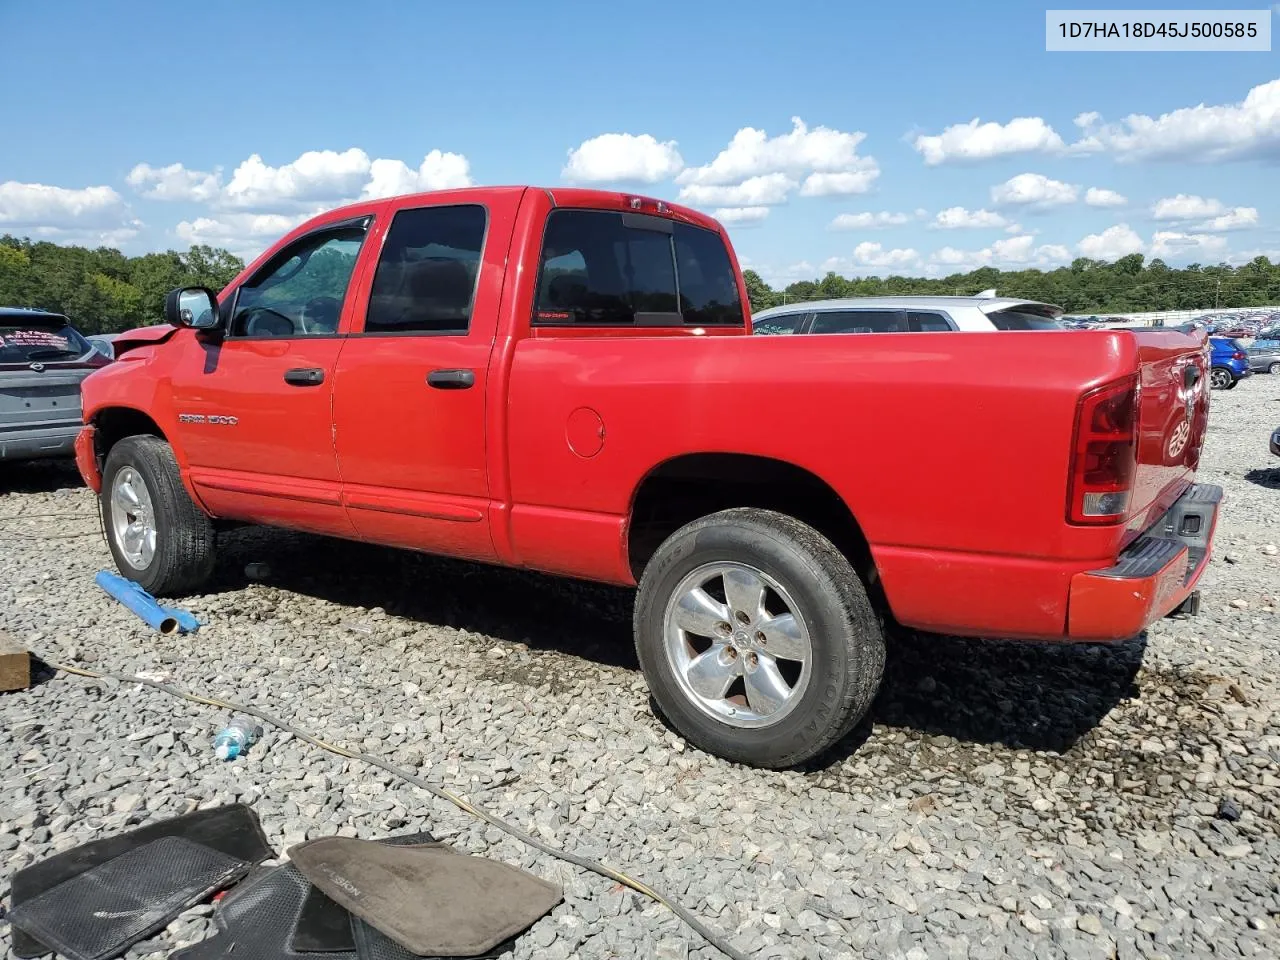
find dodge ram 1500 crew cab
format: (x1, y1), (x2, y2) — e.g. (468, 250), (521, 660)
(75, 185), (1220, 768)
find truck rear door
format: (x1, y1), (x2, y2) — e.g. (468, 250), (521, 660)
(329, 190), (522, 562)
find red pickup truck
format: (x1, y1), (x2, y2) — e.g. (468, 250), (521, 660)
(75, 186), (1220, 768)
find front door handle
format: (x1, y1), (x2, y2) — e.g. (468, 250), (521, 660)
(426, 369), (475, 389)
(284, 367), (325, 386)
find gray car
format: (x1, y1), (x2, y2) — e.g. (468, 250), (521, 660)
(1, 307), (108, 462)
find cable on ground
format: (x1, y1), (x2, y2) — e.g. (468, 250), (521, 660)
(48, 661), (752, 960)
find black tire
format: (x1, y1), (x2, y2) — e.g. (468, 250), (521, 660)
(1210, 367), (1234, 390)
(634, 508), (885, 769)
(1224, 377), (1239, 390)
(100, 435), (215, 597)
(1269, 361), (1279, 375)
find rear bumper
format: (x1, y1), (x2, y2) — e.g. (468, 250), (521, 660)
(1067, 482), (1222, 640)
(0, 423), (81, 462)
(74, 425), (102, 492)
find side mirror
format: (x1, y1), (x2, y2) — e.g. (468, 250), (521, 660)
(164, 286), (220, 331)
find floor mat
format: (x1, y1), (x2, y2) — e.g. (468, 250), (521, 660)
(289, 836), (563, 957)
(351, 913), (516, 960)
(291, 831), (437, 953)
(9, 803), (273, 958)
(172, 863), (357, 960)
(6, 836), (250, 960)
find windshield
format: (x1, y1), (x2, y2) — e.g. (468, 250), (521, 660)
(0, 321), (92, 364)
(986, 309), (1064, 331)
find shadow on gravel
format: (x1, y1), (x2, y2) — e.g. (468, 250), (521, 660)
(208, 526), (1150, 763)
(0, 458), (85, 495)
(863, 629), (1145, 754)
(210, 527), (640, 670)
(1244, 467), (1280, 490)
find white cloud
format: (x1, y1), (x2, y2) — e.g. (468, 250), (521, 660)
(830, 211), (912, 230)
(562, 133), (684, 184)
(798, 167), (879, 196)
(677, 117), (874, 186)
(0, 181), (127, 229)
(126, 163), (222, 202)
(1198, 207), (1258, 231)
(222, 148), (374, 209)
(931, 206), (1010, 229)
(913, 116), (1066, 165)
(852, 241), (920, 269)
(173, 211), (311, 258)
(361, 151), (473, 199)
(677, 172), (796, 207)
(1151, 194), (1223, 220)
(991, 173), (1078, 208)
(1085, 187), (1127, 208)
(713, 206), (770, 225)
(1077, 224), (1144, 260)
(929, 234), (1070, 272)
(1074, 78), (1280, 163)
(1149, 231), (1228, 260)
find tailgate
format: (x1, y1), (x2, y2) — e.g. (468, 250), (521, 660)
(1126, 330), (1211, 540)
(0, 368), (90, 431)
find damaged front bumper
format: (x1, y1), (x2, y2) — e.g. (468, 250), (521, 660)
(1067, 482), (1223, 641)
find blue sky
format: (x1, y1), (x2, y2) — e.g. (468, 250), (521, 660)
(2, 0), (1279, 285)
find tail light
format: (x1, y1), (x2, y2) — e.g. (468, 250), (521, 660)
(1068, 375), (1139, 525)
(1233, 351), (1247, 360)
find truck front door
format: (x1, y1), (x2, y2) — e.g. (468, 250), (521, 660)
(330, 197), (516, 561)
(169, 217), (374, 536)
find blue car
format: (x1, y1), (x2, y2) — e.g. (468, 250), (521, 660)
(1209, 336), (1252, 390)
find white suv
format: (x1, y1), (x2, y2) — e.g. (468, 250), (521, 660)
(751, 294), (1066, 335)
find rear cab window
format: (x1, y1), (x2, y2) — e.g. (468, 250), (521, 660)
(0, 318), (92, 366)
(533, 210), (744, 327)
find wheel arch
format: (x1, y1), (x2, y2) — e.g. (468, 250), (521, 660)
(625, 452), (884, 608)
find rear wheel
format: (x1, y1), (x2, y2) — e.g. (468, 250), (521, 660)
(101, 436), (215, 596)
(1269, 361), (1280, 375)
(634, 508), (885, 769)
(1209, 367), (1234, 390)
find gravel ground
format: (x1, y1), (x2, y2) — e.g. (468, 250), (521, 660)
(2, 378), (1279, 960)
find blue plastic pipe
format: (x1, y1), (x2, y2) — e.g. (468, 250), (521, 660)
(95, 571), (200, 634)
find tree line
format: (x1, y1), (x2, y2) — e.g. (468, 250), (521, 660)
(0, 235), (244, 335)
(743, 254), (1280, 316)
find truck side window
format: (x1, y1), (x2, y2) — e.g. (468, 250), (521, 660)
(229, 224), (368, 338)
(533, 210), (744, 327)
(811, 310), (906, 334)
(364, 205), (487, 334)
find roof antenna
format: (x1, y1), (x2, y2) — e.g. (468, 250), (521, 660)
(976, 288), (997, 298)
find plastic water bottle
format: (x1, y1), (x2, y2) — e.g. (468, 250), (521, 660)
(212, 720), (263, 760)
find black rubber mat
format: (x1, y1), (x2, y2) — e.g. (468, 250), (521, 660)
(289, 836), (563, 956)
(290, 831), (436, 953)
(10, 803), (273, 958)
(171, 863), (357, 960)
(6, 836), (250, 960)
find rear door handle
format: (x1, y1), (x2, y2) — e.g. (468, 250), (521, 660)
(426, 369), (475, 389)
(284, 367), (325, 386)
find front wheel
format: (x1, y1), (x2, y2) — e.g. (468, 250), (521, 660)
(1269, 361), (1280, 375)
(1209, 367), (1235, 390)
(634, 508), (885, 769)
(101, 435), (216, 597)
